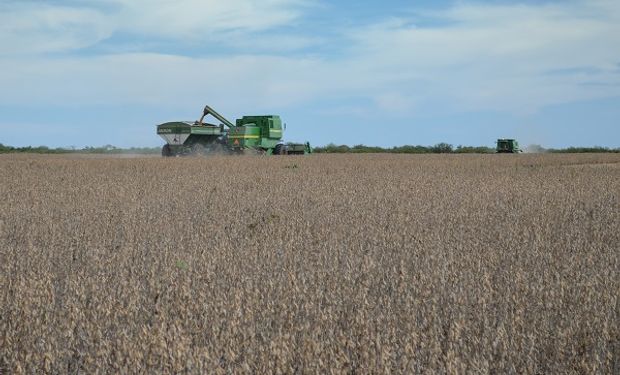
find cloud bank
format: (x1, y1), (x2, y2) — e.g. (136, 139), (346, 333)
(0, 0), (619, 147)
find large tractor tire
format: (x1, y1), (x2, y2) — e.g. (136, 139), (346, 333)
(162, 144), (172, 157)
(274, 144), (285, 155)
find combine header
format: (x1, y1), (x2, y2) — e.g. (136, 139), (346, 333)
(157, 105), (312, 157)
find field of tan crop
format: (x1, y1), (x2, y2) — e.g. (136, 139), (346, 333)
(1, 153), (618, 373)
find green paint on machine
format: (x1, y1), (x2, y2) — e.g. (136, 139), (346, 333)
(157, 105), (311, 157)
(496, 139), (522, 153)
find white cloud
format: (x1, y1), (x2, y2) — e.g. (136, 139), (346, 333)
(0, 3), (114, 54)
(0, 0), (311, 54)
(0, 0), (619, 118)
(0, 53), (326, 112)
(342, 0), (620, 113)
(114, 0), (309, 38)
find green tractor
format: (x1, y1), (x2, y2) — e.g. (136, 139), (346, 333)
(496, 139), (522, 153)
(157, 105), (312, 157)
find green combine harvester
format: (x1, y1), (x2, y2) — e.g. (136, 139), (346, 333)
(496, 139), (522, 153)
(157, 105), (312, 157)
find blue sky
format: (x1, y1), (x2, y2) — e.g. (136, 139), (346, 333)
(1, 0), (619, 148)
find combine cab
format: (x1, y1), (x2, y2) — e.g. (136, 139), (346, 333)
(496, 139), (522, 153)
(228, 115), (282, 154)
(157, 105), (311, 157)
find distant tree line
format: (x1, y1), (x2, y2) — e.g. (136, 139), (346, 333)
(313, 143), (494, 154)
(1, 142), (618, 154)
(313, 143), (620, 154)
(0, 144), (160, 154)
(314, 144), (619, 154)
(546, 146), (620, 153)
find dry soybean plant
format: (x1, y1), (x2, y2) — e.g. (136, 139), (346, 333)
(0, 153), (618, 373)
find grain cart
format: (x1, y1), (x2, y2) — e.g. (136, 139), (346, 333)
(157, 105), (311, 156)
(496, 139), (522, 153)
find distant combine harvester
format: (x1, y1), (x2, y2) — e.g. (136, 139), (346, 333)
(496, 139), (522, 153)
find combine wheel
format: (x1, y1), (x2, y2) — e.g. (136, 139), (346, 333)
(162, 144), (172, 157)
(274, 144), (284, 155)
